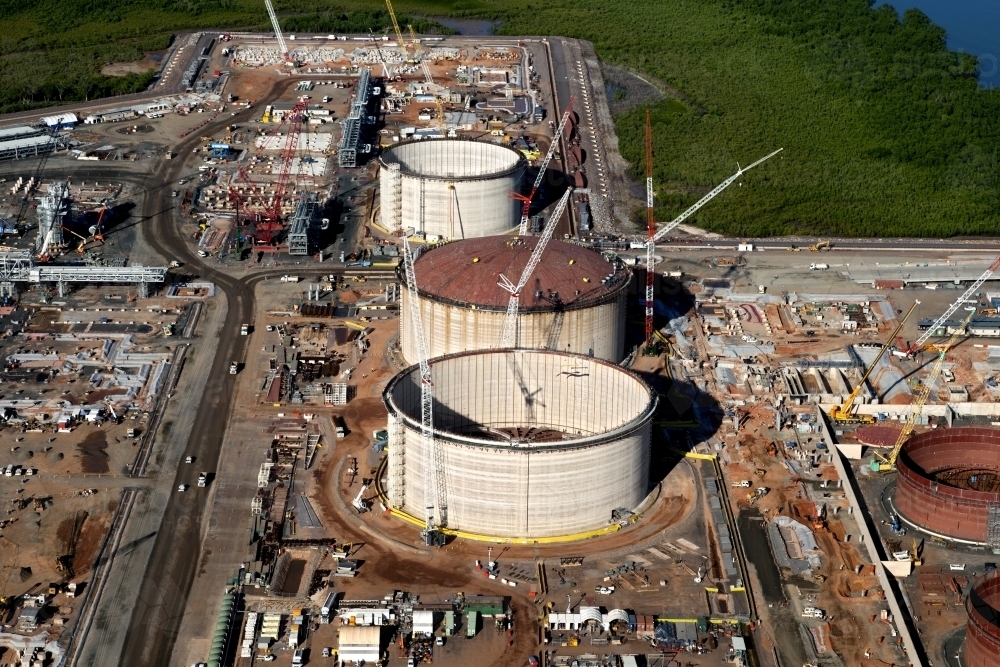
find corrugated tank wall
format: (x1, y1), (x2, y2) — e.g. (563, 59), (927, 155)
(384, 350), (656, 538)
(399, 290), (627, 363)
(378, 139), (525, 239)
(966, 572), (1000, 667)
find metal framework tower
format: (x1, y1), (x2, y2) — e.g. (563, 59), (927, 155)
(644, 110), (656, 343)
(401, 233), (447, 543)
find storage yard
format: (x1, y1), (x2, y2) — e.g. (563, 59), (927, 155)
(1, 19), (1000, 667)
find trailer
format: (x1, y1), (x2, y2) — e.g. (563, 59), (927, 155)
(466, 611), (478, 638)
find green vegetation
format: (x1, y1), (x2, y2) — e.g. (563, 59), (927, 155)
(3, 0), (1000, 236)
(0, 1), (453, 115)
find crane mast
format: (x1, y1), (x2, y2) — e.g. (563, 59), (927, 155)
(497, 188), (574, 348)
(517, 105), (574, 235)
(643, 148), (783, 344)
(644, 110), (656, 342)
(263, 0), (289, 60)
(383, 0), (411, 61)
(907, 253), (1000, 355)
(401, 234), (446, 543)
(875, 310), (974, 472)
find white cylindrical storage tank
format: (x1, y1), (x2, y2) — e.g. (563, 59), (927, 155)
(379, 139), (526, 239)
(400, 236), (630, 363)
(383, 349), (657, 539)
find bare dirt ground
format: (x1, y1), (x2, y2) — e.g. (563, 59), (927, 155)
(100, 59), (158, 77)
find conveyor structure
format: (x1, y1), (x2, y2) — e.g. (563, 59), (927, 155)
(0, 249), (167, 298)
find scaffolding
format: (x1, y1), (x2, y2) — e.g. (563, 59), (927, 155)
(988, 504), (1000, 551)
(287, 194), (318, 256)
(36, 182), (69, 254)
(338, 117), (362, 168)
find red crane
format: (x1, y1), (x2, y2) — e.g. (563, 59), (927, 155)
(228, 99), (308, 248)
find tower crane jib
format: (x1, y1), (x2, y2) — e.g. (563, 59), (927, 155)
(644, 148), (782, 343)
(498, 188), (574, 348)
(908, 254), (1000, 355)
(518, 106), (575, 236)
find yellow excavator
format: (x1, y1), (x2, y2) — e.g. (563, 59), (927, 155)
(871, 309), (974, 471)
(809, 240), (831, 251)
(829, 301), (918, 424)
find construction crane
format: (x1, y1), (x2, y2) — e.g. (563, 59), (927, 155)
(514, 104), (574, 236)
(231, 99), (308, 247)
(383, 0), (413, 61)
(829, 301), (919, 424)
(643, 148), (783, 345)
(873, 309), (975, 472)
(263, 0), (290, 62)
(904, 253), (1000, 356)
(497, 188), (574, 348)
(401, 232), (447, 545)
(643, 110), (656, 344)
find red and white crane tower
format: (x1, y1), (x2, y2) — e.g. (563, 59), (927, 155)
(513, 103), (575, 236)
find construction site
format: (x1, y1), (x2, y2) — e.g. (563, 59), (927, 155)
(1, 1), (1000, 667)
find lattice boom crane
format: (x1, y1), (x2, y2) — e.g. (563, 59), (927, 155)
(875, 309), (975, 471)
(644, 148), (783, 343)
(401, 233), (447, 543)
(263, 0), (289, 60)
(906, 253), (1000, 355)
(497, 188), (574, 348)
(517, 105), (575, 236)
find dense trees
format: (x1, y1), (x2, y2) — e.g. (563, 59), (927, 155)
(3, 0), (999, 236)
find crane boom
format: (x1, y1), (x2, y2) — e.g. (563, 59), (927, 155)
(498, 188), (573, 348)
(643, 148), (782, 343)
(263, 0), (289, 59)
(876, 310), (974, 471)
(518, 106), (574, 235)
(829, 301), (919, 423)
(383, 0), (410, 61)
(401, 233), (446, 538)
(649, 148), (783, 246)
(908, 254), (1000, 354)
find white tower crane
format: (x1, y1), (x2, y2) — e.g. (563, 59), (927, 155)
(263, 0), (290, 61)
(401, 232), (447, 544)
(497, 188), (574, 348)
(517, 106), (575, 236)
(643, 148), (783, 345)
(905, 253), (1000, 355)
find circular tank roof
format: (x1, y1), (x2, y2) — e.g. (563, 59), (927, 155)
(411, 236), (629, 311)
(380, 138), (524, 181)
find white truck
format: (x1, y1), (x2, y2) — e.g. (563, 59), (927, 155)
(810, 263), (829, 270)
(802, 606), (826, 619)
(280, 275), (300, 283)
(197, 472), (207, 487)
(240, 323), (249, 335)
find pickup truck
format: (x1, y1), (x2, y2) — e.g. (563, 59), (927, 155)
(197, 472), (207, 487)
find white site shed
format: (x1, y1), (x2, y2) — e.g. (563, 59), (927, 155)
(338, 625), (381, 665)
(411, 610), (436, 636)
